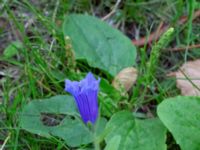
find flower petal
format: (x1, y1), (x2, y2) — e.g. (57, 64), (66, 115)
(64, 72), (100, 124)
(80, 73), (101, 93)
(65, 79), (80, 96)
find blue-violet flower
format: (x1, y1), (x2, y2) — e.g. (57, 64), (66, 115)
(65, 72), (100, 124)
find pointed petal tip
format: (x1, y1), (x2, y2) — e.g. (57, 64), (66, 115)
(86, 72), (96, 81)
(64, 79), (71, 91)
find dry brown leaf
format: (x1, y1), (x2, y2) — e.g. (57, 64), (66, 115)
(175, 60), (200, 96)
(112, 67), (137, 91)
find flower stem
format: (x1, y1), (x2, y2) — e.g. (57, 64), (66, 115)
(89, 123), (100, 150)
(94, 138), (100, 150)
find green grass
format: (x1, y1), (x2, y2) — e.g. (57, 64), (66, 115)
(0, 0), (200, 149)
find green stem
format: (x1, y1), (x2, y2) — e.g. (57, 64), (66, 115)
(89, 123), (100, 150)
(94, 138), (100, 150)
(93, 126), (100, 150)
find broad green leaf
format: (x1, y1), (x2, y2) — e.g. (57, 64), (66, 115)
(3, 41), (22, 58)
(95, 117), (107, 136)
(104, 135), (121, 150)
(105, 111), (167, 150)
(20, 95), (93, 147)
(63, 14), (137, 76)
(157, 96), (200, 150)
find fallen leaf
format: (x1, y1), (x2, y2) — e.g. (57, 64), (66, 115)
(175, 60), (200, 96)
(112, 67), (137, 92)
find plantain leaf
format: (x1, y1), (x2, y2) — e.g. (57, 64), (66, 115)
(157, 96), (200, 150)
(105, 111), (167, 150)
(20, 95), (93, 147)
(63, 14), (137, 76)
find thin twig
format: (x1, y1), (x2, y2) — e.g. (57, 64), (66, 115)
(101, 0), (121, 21)
(132, 22), (168, 46)
(178, 10), (200, 24)
(164, 44), (200, 51)
(132, 10), (200, 46)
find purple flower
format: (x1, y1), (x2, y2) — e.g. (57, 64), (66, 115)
(65, 72), (100, 124)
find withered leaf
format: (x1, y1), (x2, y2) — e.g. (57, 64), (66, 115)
(175, 60), (200, 96)
(112, 67), (137, 92)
